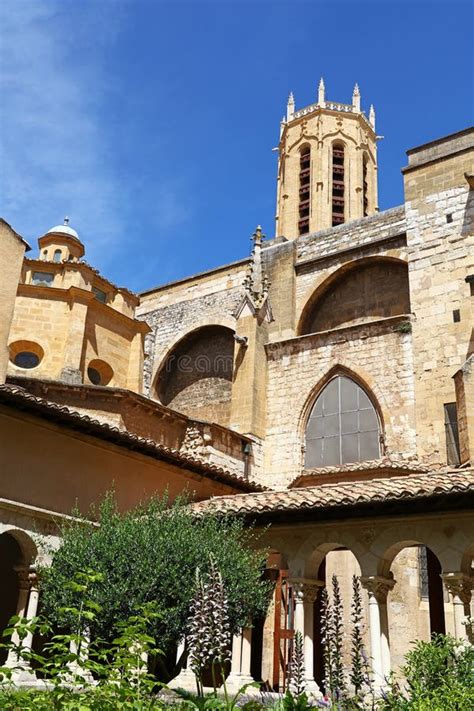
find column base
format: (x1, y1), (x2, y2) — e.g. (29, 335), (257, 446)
(168, 668), (197, 692)
(224, 673), (259, 695)
(8, 666), (37, 686)
(304, 677), (322, 698)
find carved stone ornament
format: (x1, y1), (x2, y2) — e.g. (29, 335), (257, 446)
(360, 575), (395, 603)
(290, 579), (324, 604)
(442, 573), (473, 605)
(180, 425), (207, 460)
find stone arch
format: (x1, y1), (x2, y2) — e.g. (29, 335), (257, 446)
(1, 528), (38, 566)
(297, 256), (410, 336)
(0, 529), (37, 664)
(154, 324), (235, 426)
(150, 315), (237, 385)
(378, 538), (448, 664)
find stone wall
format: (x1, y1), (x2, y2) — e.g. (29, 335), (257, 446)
(0, 222), (27, 384)
(404, 138), (474, 465)
(264, 319), (416, 488)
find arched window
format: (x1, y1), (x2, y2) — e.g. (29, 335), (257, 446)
(362, 153), (369, 216)
(298, 145), (311, 235)
(305, 375), (380, 468)
(332, 143), (345, 226)
(53, 249), (62, 263)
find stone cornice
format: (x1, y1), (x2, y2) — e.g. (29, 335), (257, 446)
(16, 284), (149, 335)
(265, 314), (412, 359)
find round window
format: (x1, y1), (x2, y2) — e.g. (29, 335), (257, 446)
(9, 341), (44, 370)
(87, 367), (102, 385)
(14, 352), (40, 369)
(87, 359), (113, 386)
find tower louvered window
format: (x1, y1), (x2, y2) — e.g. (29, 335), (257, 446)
(332, 144), (345, 226)
(363, 154), (369, 216)
(298, 146), (311, 235)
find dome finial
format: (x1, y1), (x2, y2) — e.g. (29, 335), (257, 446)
(64, 216), (69, 226)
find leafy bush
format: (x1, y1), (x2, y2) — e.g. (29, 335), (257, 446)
(380, 634), (474, 710)
(39, 493), (271, 679)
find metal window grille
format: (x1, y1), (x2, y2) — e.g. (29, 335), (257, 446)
(444, 403), (460, 466)
(418, 545), (429, 599)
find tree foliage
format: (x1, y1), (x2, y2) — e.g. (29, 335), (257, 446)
(39, 493), (271, 674)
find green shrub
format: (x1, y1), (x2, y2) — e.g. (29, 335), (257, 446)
(380, 634), (474, 710)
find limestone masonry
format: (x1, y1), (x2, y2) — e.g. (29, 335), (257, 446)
(1, 82), (473, 691)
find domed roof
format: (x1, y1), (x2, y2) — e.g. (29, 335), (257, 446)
(46, 217), (80, 241)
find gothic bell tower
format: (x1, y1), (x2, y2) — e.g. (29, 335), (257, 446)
(275, 79), (379, 239)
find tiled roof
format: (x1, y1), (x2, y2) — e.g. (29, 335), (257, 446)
(0, 385), (264, 493)
(191, 469), (474, 516)
(290, 458), (433, 487)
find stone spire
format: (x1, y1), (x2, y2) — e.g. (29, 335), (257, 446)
(287, 92), (295, 121)
(369, 104), (376, 129)
(352, 82), (361, 112)
(318, 77), (325, 106)
(243, 226), (270, 309)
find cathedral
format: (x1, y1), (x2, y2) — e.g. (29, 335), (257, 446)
(0, 80), (473, 692)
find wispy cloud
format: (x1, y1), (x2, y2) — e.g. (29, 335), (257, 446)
(1, 2), (120, 257)
(0, 0), (193, 280)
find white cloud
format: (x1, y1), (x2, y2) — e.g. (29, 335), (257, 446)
(0, 1), (132, 267)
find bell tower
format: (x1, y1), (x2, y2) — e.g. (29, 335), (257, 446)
(275, 79), (379, 239)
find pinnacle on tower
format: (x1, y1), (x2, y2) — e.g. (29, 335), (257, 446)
(352, 82), (361, 112)
(369, 104), (376, 129)
(287, 92), (295, 121)
(318, 77), (325, 106)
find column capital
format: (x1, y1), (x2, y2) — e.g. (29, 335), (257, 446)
(441, 573), (473, 605)
(360, 575), (395, 603)
(14, 565), (31, 591)
(290, 578), (324, 604)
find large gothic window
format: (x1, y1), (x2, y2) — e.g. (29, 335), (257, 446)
(305, 375), (380, 468)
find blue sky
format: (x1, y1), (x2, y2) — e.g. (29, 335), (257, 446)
(1, 0), (472, 293)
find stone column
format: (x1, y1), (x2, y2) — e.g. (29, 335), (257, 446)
(442, 573), (473, 641)
(360, 576), (395, 688)
(168, 640), (196, 691)
(5, 567), (38, 682)
(291, 580), (323, 695)
(67, 627), (94, 683)
(226, 628), (257, 693)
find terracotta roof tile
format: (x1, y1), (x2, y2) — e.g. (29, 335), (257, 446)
(191, 469), (474, 516)
(290, 458), (432, 487)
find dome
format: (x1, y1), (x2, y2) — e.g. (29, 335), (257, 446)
(46, 217), (80, 241)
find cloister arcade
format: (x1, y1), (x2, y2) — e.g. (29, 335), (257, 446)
(0, 507), (473, 691)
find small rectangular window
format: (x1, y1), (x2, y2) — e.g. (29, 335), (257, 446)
(444, 403), (460, 466)
(446, 213), (453, 223)
(453, 309), (460, 323)
(418, 546), (429, 599)
(31, 271), (54, 286)
(93, 287), (107, 303)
